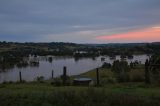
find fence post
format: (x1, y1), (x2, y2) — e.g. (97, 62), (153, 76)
(19, 71), (22, 82)
(63, 66), (67, 85)
(145, 59), (150, 84)
(96, 68), (100, 85)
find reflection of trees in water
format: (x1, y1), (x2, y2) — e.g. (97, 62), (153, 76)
(0, 55), (40, 72)
(28, 55), (40, 67)
(0, 63), (15, 72)
(74, 56), (97, 62)
(92, 57), (96, 61)
(0, 56), (23, 71)
(16, 61), (29, 68)
(0, 49), (31, 71)
(74, 57), (79, 62)
(29, 61), (39, 67)
(48, 57), (53, 63)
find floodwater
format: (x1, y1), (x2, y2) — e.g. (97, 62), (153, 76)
(0, 55), (149, 83)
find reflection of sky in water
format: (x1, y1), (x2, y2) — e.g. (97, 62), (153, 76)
(0, 55), (149, 83)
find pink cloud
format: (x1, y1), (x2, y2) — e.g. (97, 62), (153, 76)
(96, 27), (160, 42)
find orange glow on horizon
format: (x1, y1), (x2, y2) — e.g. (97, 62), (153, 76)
(96, 27), (160, 42)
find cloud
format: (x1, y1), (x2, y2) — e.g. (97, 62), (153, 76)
(0, 0), (160, 43)
(96, 27), (160, 43)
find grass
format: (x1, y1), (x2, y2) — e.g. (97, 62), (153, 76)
(1, 82), (160, 106)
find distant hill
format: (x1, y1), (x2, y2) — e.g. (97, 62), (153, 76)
(0, 41), (160, 56)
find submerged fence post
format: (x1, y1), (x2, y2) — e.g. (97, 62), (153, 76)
(52, 70), (54, 79)
(63, 66), (67, 85)
(96, 68), (100, 85)
(19, 71), (22, 82)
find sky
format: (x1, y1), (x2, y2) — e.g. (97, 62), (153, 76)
(0, 0), (160, 43)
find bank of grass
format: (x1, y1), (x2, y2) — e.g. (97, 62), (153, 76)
(77, 65), (145, 84)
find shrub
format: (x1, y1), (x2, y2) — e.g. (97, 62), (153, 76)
(129, 69), (144, 82)
(36, 76), (44, 83)
(51, 78), (62, 86)
(101, 62), (112, 68)
(116, 72), (130, 82)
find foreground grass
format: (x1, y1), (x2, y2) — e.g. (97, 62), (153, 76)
(1, 82), (160, 106)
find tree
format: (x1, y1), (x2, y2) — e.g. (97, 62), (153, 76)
(112, 60), (130, 82)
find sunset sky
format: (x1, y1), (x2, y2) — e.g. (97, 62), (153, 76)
(0, 0), (160, 43)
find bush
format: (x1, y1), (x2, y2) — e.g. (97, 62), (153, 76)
(60, 75), (71, 86)
(2, 81), (7, 84)
(101, 62), (112, 68)
(36, 76), (44, 83)
(51, 78), (62, 86)
(129, 69), (144, 82)
(117, 72), (130, 82)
